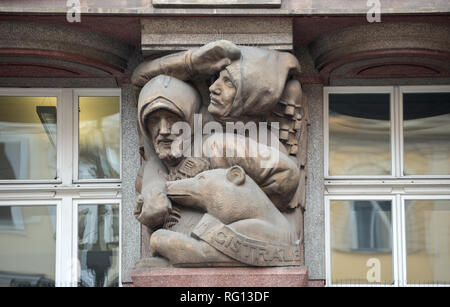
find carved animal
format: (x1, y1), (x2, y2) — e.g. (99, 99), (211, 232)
(166, 165), (297, 244)
(149, 166), (299, 266)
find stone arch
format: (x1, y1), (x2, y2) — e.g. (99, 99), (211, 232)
(308, 23), (450, 84)
(0, 21), (135, 86)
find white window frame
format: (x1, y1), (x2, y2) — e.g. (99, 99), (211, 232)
(325, 195), (399, 287)
(324, 85), (450, 287)
(0, 88), (122, 287)
(324, 86), (395, 180)
(73, 89), (122, 183)
(399, 86), (450, 179)
(324, 85), (450, 182)
(0, 199), (63, 286)
(400, 195), (450, 287)
(0, 89), (63, 184)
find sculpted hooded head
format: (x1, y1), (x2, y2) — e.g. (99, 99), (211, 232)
(208, 46), (301, 121)
(138, 75), (201, 166)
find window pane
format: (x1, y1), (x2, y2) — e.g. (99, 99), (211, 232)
(405, 199), (450, 284)
(329, 94), (391, 176)
(78, 97), (120, 180)
(0, 97), (57, 180)
(0, 205), (56, 287)
(330, 200), (393, 284)
(78, 204), (119, 287)
(403, 93), (450, 175)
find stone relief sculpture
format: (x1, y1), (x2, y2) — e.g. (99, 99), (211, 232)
(132, 40), (309, 267)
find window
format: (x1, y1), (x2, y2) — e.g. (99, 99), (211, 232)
(324, 86), (450, 286)
(77, 96), (121, 180)
(0, 89), (121, 287)
(76, 200), (120, 287)
(0, 96), (58, 181)
(0, 201), (57, 287)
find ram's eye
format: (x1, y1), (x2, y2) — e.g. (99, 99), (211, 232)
(197, 175), (205, 181)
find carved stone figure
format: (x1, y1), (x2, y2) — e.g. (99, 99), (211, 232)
(152, 166), (300, 267)
(132, 40), (309, 267)
(134, 75), (201, 231)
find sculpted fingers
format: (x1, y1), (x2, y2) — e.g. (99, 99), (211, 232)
(207, 40), (241, 60)
(211, 58), (232, 72)
(191, 40), (241, 75)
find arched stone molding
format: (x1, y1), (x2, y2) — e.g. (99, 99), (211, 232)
(0, 21), (134, 86)
(309, 23), (450, 84)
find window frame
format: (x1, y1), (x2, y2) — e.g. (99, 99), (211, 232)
(399, 86), (450, 179)
(72, 198), (122, 287)
(325, 195), (399, 287)
(324, 85), (450, 181)
(400, 194), (450, 287)
(0, 88), (64, 184)
(0, 199), (63, 286)
(73, 89), (122, 183)
(324, 85), (450, 287)
(0, 88), (122, 287)
(323, 86), (396, 180)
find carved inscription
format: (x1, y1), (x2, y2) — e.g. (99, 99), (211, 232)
(192, 214), (301, 266)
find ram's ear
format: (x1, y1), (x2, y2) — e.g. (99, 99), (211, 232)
(226, 165), (246, 186)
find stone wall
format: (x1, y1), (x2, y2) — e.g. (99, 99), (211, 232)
(0, 0), (448, 14)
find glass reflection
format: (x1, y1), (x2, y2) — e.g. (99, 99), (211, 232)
(403, 93), (450, 175)
(330, 200), (393, 284)
(78, 97), (120, 180)
(0, 97), (57, 180)
(78, 204), (119, 287)
(0, 205), (56, 287)
(329, 94), (391, 176)
(405, 199), (450, 284)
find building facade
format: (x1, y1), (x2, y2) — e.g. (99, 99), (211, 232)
(0, 0), (449, 287)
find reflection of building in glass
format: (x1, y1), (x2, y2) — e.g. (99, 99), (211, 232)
(330, 200), (393, 284)
(329, 94), (391, 176)
(405, 200), (450, 284)
(78, 97), (120, 180)
(403, 93), (450, 176)
(0, 97), (57, 180)
(78, 204), (120, 287)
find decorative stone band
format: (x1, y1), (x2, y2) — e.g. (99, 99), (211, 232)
(192, 214), (301, 266)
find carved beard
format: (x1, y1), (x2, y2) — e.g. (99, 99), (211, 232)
(154, 140), (183, 167)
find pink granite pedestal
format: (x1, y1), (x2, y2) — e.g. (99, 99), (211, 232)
(131, 266), (308, 287)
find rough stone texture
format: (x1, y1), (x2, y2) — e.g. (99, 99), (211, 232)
(152, 0), (281, 7)
(331, 77), (450, 87)
(303, 84), (325, 281)
(121, 84), (142, 283)
(0, 77), (117, 88)
(141, 17), (293, 55)
(293, 47), (325, 281)
(307, 280), (325, 287)
(309, 22), (450, 71)
(330, 56), (450, 77)
(0, 56), (111, 77)
(131, 267), (308, 287)
(0, 0), (448, 14)
(0, 21), (134, 72)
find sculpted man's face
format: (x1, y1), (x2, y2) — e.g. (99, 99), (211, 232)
(208, 69), (236, 117)
(146, 108), (183, 166)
